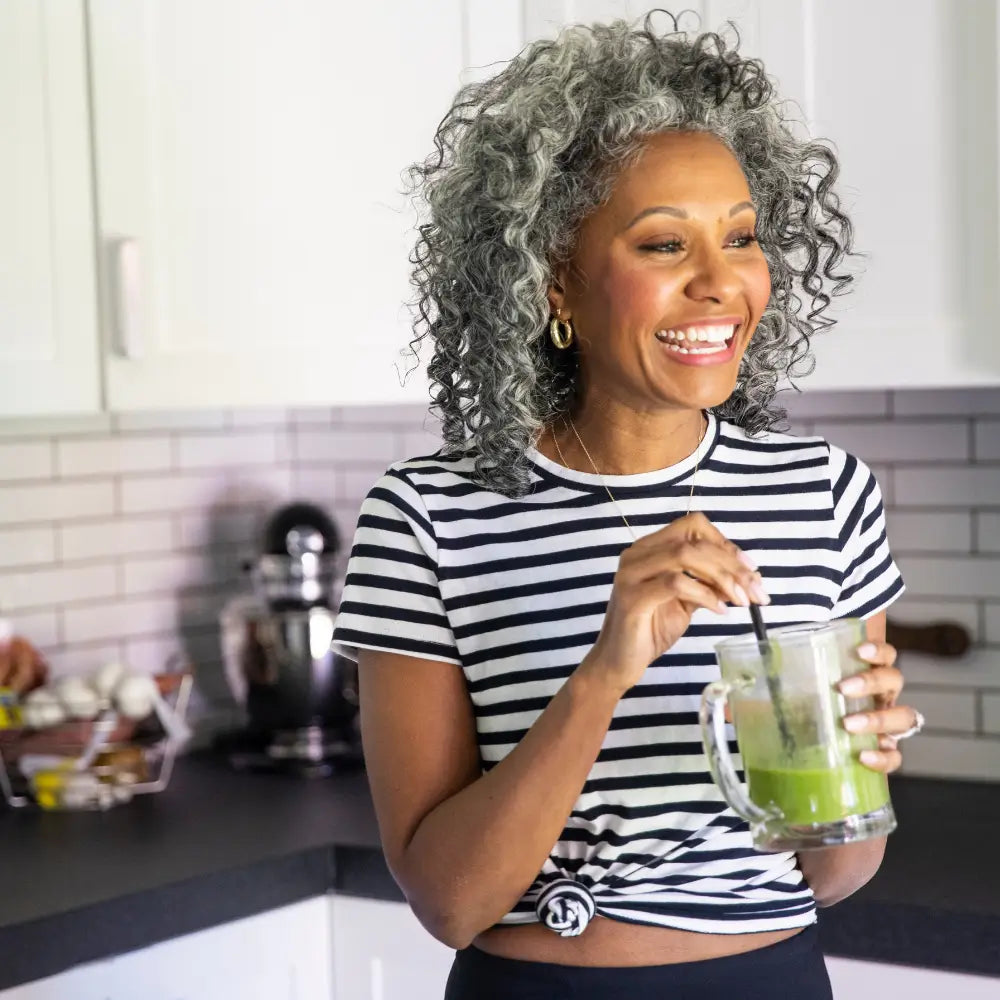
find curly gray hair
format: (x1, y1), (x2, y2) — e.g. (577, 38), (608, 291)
(406, 11), (855, 498)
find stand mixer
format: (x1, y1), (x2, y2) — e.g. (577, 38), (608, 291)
(219, 502), (360, 776)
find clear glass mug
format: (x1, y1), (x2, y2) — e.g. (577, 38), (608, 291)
(700, 619), (897, 852)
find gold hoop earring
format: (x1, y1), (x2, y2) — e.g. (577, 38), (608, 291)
(549, 315), (574, 349)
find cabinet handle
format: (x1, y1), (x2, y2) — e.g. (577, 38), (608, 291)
(109, 237), (143, 359)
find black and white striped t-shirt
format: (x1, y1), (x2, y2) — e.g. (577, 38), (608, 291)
(332, 413), (904, 935)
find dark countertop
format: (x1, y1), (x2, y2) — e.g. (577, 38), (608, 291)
(0, 755), (997, 989)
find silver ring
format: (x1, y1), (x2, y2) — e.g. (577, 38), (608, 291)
(895, 709), (926, 741)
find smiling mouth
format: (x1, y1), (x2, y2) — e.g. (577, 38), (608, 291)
(654, 323), (740, 356)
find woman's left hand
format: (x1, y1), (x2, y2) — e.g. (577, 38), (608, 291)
(837, 640), (916, 774)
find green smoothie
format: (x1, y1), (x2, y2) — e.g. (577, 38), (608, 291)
(746, 761), (889, 825)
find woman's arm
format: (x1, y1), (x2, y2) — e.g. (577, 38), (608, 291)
(796, 611), (903, 905)
(359, 647), (623, 950)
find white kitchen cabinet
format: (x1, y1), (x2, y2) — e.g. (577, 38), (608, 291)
(0, 961), (110, 1000)
(0, 0), (102, 417)
(520, 1), (1000, 390)
(825, 956), (1000, 999)
(329, 895), (455, 1000)
(87, 0), (465, 411)
(102, 897), (333, 1000)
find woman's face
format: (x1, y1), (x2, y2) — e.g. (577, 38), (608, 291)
(552, 130), (772, 415)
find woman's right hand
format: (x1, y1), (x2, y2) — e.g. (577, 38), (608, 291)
(579, 512), (768, 697)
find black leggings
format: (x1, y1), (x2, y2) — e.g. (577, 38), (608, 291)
(444, 924), (833, 1000)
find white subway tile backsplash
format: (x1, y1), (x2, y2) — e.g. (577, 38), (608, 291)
(176, 508), (262, 552)
(811, 420), (969, 464)
(983, 604), (1000, 645)
(897, 649), (1000, 691)
(5, 608), (60, 649)
(893, 466), (1000, 508)
(57, 436), (172, 477)
(120, 473), (226, 514)
(176, 431), (279, 469)
(885, 511), (972, 554)
(291, 467), (339, 507)
(41, 642), (125, 679)
(340, 468), (388, 505)
(897, 732), (1000, 781)
(114, 410), (228, 432)
(294, 427), (401, 465)
(62, 598), (175, 645)
(903, 687), (978, 733)
(229, 408), (290, 427)
(0, 441), (54, 481)
(0, 481), (115, 526)
(121, 552), (238, 597)
(976, 513), (1000, 553)
(891, 388), (1000, 417)
(290, 407), (337, 427)
(399, 426), (443, 459)
(59, 516), (175, 562)
(0, 563), (117, 613)
(973, 420), (1000, 461)
(337, 402), (427, 427)
(982, 694), (1000, 735)
(120, 469), (292, 515)
(0, 414), (113, 439)
(2, 391), (1000, 781)
(0, 526), (56, 569)
(895, 555), (1000, 599)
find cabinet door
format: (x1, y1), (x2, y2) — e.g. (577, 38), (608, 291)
(0, 0), (101, 417)
(88, 0), (464, 411)
(330, 896), (455, 1000)
(825, 956), (1000, 999)
(523, 1), (1000, 390)
(103, 898), (332, 1000)
(0, 961), (110, 1000)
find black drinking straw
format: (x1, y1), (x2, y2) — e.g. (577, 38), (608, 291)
(750, 603), (795, 757)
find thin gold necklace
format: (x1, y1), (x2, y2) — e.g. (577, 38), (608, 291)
(551, 414), (706, 541)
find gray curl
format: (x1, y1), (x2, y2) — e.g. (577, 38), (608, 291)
(405, 10), (856, 498)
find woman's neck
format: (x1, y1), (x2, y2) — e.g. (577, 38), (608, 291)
(541, 404), (706, 476)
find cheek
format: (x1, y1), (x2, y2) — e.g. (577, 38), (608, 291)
(745, 255), (772, 317)
(597, 263), (682, 324)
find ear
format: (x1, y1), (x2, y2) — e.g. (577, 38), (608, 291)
(547, 263), (572, 319)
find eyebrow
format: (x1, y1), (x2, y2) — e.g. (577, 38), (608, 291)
(625, 201), (756, 228)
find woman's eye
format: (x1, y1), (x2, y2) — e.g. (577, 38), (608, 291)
(728, 232), (758, 249)
(642, 240), (684, 254)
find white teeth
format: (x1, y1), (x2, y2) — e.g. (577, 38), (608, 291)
(655, 323), (737, 344)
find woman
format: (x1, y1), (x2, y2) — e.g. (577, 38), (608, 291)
(332, 14), (921, 999)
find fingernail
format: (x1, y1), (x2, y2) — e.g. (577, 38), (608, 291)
(860, 751), (880, 767)
(857, 643), (877, 659)
(737, 550), (758, 572)
(843, 715), (866, 733)
(732, 584), (750, 607)
(840, 677), (865, 695)
(748, 581), (771, 606)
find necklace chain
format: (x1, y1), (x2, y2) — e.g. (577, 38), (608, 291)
(551, 415), (705, 541)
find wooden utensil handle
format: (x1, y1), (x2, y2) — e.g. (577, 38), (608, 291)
(885, 617), (972, 658)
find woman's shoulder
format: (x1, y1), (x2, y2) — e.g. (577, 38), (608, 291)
(364, 447), (486, 506)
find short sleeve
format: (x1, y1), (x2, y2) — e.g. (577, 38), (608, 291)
(332, 466), (461, 665)
(828, 445), (904, 620)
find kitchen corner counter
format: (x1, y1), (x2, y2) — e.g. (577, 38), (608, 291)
(0, 756), (997, 990)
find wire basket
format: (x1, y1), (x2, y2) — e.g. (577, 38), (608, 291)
(0, 673), (193, 811)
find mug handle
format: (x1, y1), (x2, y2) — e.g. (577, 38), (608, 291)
(699, 681), (778, 825)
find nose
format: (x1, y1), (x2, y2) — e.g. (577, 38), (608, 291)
(684, 241), (742, 304)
